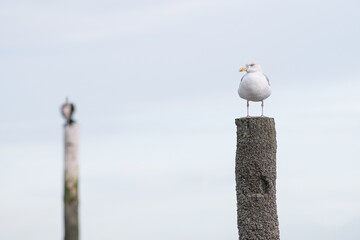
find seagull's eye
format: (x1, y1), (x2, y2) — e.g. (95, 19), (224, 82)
(250, 64), (254, 67)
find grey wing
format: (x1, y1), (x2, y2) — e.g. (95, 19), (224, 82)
(264, 74), (270, 86)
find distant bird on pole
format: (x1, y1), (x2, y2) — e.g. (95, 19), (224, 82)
(62, 97), (76, 124)
(238, 62), (271, 117)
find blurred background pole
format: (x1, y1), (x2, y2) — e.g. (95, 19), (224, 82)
(235, 117), (280, 240)
(61, 99), (79, 240)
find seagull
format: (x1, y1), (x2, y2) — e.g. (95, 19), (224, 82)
(238, 61), (271, 117)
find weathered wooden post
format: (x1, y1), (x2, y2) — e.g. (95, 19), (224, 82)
(61, 99), (79, 240)
(235, 117), (280, 240)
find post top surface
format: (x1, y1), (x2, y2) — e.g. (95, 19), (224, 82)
(236, 117), (274, 120)
(235, 117), (275, 127)
(235, 117), (274, 121)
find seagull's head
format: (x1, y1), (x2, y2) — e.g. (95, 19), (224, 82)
(239, 61), (262, 73)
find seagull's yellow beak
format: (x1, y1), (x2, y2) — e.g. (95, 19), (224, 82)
(239, 67), (247, 72)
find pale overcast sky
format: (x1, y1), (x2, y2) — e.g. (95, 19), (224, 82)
(1, 0), (360, 239)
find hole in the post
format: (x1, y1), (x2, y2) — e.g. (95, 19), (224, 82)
(259, 176), (270, 194)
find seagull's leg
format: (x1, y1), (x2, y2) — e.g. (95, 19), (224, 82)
(246, 100), (250, 118)
(261, 100), (265, 117)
